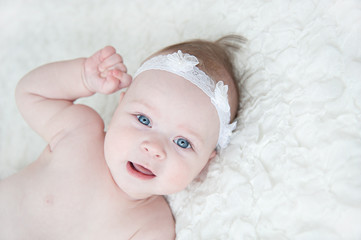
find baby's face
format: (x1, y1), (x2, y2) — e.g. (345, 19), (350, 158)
(104, 70), (219, 199)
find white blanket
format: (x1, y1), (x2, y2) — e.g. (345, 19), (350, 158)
(1, 0), (360, 239)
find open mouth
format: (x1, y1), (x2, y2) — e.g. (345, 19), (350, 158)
(127, 161), (156, 180)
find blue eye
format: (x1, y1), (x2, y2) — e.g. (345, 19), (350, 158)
(174, 138), (191, 149)
(137, 115), (151, 126)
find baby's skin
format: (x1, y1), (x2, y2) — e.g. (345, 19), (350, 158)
(0, 46), (220, 239)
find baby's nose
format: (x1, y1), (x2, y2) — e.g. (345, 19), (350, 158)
(141, 140), (166, 160)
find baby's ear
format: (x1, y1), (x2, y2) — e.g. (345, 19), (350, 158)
(208, 150), (217, 161)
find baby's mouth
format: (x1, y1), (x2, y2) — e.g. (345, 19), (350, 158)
(128, 161), (156, 178)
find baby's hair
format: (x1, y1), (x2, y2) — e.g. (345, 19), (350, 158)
(155, 34), (246, 121)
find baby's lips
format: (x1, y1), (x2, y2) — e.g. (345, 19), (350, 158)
(127, 161), (157, 180)
(132, 163), (155, 176)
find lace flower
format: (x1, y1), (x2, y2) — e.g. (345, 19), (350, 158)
(212, 81), (236, 149)
(213, 81), (230, 113)
(167, 50), (199, 72)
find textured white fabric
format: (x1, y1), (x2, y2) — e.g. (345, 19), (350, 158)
(133, 50), (236, 149)
(1, 0), (361, 239)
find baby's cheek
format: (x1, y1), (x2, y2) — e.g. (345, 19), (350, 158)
(164, 163), (194, 193)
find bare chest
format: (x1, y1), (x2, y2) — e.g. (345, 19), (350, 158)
(0, 148), (143, 240)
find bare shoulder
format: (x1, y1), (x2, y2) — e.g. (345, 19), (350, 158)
(48, 103), (105, 151)
(132, 196), (175, 240)
(55, 103), (104, 134)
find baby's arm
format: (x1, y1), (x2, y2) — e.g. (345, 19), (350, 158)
(16, 46), (131, 144)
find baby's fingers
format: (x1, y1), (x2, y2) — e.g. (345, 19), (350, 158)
(99, 46), (116, 61)
(111, 69), (132, 88)
(99, 53), (124, 72)
(101, 74), (121, 94)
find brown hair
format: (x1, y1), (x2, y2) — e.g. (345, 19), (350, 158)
(154, 35), (246, 121)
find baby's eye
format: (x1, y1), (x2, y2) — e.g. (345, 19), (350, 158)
(137, 115), (151, 127)
(174, 138), (192, 149)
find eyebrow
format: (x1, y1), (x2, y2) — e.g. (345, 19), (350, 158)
(130, 99), (158, 116)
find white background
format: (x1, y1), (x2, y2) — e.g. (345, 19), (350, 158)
(1, 0), (361, 239)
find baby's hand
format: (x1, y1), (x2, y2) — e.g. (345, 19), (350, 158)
(83, 46), (132, 94)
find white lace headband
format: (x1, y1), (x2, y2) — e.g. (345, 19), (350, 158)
(133, 50), (236, 150)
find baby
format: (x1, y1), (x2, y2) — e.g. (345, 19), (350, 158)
(0, 35), (243, 239)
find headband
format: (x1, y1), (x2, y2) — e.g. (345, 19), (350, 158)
(133, 50), (236, 150)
